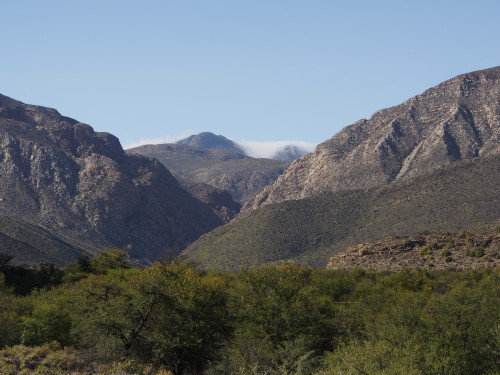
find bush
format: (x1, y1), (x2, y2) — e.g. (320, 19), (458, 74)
(466, 247), (485, 258)
(420, 246), (433, 256)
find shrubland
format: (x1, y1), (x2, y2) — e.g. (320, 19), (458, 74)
(0, 251), (498, 375)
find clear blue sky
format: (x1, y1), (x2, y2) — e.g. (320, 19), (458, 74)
(2, 1), (499, 147)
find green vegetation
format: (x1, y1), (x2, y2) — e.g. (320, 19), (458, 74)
(419, 245), (433, 256)
(183, 155), (500, 270)
(0, 252), (498, 374)
(467, 247), (486, 258)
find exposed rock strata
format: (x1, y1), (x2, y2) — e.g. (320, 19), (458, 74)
(0, 94), (223, 263)
(254, 66), (500, 208)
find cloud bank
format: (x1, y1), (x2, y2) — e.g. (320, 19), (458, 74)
(234, 140), (317, 159)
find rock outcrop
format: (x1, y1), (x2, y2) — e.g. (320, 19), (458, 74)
(0, 94), (223, 264)
(326, 225), (500, 271)
(254, 66), (500, 208)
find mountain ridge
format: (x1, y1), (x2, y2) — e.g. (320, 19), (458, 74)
(127, 142), (289, 204)
(182, 154), (500, 269)
(177, 132), (245, 154)
(0, 94), (225, 265)
(253, 66), (500, 208)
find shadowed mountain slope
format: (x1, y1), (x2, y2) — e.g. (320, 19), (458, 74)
(0, 94), (223, 265)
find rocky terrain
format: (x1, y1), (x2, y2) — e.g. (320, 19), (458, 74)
(127, 143), (289, 204)
(182, 67), (500, 270)
(182, 155), (500, 269)
(327, 225), (500, 271)
(0, 94), (225, 265)
(253, 66), (500, 208)
(179, 181), (241, 222)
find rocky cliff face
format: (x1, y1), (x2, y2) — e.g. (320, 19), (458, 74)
(0, 94), (223, 263)
(254, 66), (500, 207)
(179, 181), (241, 222)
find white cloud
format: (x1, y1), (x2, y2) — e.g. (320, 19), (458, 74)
(234, 140), (317, 159)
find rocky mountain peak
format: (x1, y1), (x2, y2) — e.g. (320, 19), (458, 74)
(252, 66), (500, 208)
(177, 132), (244, 154)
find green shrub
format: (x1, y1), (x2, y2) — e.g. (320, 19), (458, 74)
(441, 249), (452, 259)
(442, 241), (454, 250)
(466, 247), (485, 258)
(419, 246), (433, 256)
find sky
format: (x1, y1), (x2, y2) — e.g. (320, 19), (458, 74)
(1, 1), (499, 152)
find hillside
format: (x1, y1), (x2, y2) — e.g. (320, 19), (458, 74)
(0, 94), (224, 265)
(182, 155), (500, 269)
(253, 66), (500, 208)
(327, 225), (499, 271)
(127, 143), (289, 204)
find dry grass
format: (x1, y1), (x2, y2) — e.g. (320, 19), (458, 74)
(0, 343), (165, 375)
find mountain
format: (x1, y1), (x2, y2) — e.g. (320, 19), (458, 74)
(127, 143), (289, 204)
(175, 132), (312, 162)
(177, 132), (244, 154)
(0, 94), (224, 265)
(182, 67), (500, 270)
(253, 66), (500, 208)
(182, 155), (500, 269)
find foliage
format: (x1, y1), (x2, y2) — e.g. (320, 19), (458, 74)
(0, 254), (64, 295)
(0, 255), (498, 375)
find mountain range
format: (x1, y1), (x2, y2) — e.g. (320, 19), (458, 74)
(252, 66), (499, 208)
(0, 66), (498, 269)
(0, 94), (226, 265)
(126, 142), (289, 204)
(175, 132), (312, 161)
(183, 66), (500, 269)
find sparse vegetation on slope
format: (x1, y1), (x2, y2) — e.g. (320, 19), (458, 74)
(182, 155), (500, 270)
(327, 225), (500, 270)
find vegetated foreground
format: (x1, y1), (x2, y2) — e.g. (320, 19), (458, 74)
(0, 251), (498, 375)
